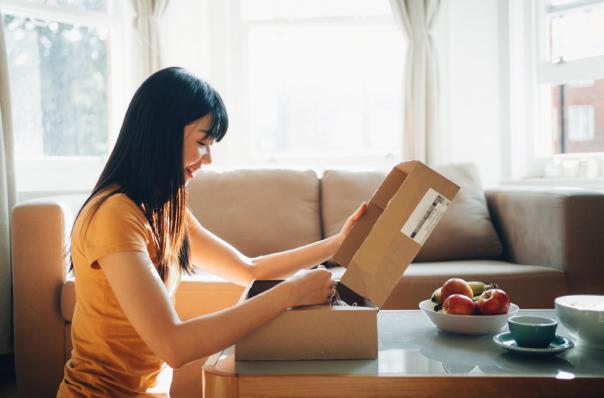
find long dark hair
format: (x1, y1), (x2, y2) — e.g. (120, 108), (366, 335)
(68, 67), (228, 281)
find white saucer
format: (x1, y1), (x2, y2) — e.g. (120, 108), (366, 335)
(493, 332), (574, 355)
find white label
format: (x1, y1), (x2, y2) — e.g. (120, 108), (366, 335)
(400, 188), (450, 245)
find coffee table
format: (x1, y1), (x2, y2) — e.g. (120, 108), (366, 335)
(203, 310), (604, 397)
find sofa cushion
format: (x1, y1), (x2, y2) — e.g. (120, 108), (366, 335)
(329, 260), (568, 309)
(186, 169), (321, 257)
(321, 163), (503, 262)
(61, 272), (244, 322)
(61, 261), (566, 324)
(61, 278), (76, 321)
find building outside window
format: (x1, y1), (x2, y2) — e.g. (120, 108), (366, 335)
(540, 0), (604, 156)
(567, 104), (595, 142)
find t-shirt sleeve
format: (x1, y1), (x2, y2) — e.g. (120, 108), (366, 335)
(82, 194), (149, 267)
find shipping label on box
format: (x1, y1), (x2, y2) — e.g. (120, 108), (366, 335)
(401, 188), (452, 245)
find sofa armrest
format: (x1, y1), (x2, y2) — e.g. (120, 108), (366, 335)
(11, 195), (84, 397)
(485, 187), (604, 294)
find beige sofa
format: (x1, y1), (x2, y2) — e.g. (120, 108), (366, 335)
(11, 164), (604, 397)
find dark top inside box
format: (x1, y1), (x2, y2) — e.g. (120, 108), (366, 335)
(246, 280), (372, 308)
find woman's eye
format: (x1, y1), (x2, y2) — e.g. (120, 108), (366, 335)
(197, 141), (206, 147)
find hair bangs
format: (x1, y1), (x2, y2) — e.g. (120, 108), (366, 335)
(184, 79), (229, 142)
(208, 92), (228, 142)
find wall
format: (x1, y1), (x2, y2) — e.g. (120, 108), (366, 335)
(435, 0), (504, 188)
(159, 0), (211, 78)
(18, 2), (604, 201)
(158, 0), (508, 186)
(159, 0), (232, 168)
(16, 0), (509, 202)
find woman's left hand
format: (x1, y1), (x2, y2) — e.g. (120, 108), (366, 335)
(335, 202), (367, 246)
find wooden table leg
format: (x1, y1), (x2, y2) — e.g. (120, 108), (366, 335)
(203, 352), (238, 398)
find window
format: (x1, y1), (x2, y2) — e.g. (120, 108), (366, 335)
(23, 0), (107, 12)
(1, 0), (124, 191)
(223, 0), (405, 169)
(567, 105), (594, 142)
(547, 0), (604, 63)
(538, 0), (604, 156)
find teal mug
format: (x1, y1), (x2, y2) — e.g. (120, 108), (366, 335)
(508, 316), (558, 348)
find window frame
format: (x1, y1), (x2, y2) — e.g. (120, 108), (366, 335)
(214, 0), (404, 170)
(0, 0), (127, 192)
(533, 0), (604, 178)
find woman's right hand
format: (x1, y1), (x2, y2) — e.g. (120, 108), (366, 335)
(281, 267), (335, 308)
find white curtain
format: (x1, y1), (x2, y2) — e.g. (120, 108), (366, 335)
(131, 0), (170, 76)
(389, 0), (442, 164)
(0, 9), (17, 355)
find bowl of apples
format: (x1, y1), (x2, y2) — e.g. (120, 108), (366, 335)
(419, 278), (519, 335)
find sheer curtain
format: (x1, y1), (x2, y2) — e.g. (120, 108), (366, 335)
(131, 0), (170, 76)
(0, 8), (17, 355)
(389, 0), (442, 164)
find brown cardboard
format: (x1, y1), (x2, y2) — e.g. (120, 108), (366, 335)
(335, 161), (460, 307)
(235, 280), (377, 360)
(235, 161), (459, 361)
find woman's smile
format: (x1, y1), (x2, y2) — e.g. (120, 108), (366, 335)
(185, 165), (201, 180)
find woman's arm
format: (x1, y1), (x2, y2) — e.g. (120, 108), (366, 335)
(248, 235), (341, 280)
(99, 251), (333, 369)
(189, 203), (367, 284)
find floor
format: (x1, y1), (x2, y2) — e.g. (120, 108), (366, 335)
(0, 354), (18, 398)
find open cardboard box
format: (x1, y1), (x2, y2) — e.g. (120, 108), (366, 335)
(235, 161), (460, 360)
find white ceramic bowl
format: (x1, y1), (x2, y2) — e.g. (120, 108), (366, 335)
(419, 299), (520, 335)
(555, 295), (604, 349)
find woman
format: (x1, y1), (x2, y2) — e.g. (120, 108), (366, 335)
(56, 67), (366, 397)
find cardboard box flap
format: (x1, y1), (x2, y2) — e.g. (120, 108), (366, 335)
(371, 166), (408, 210)
(334, 161), (459, 308)
(331, 203), (381, 269)
(332, 166), (407, 268)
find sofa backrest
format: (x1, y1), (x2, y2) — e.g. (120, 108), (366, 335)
(186, 169), (322, 257)
(20, 164), (502, 264)
(321, 163), (504, 262)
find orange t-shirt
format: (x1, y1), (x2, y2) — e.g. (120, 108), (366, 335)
(57, 191), (185, 397)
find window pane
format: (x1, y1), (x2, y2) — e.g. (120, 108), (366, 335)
(3, 14), (110, 159)
(547, 3), (604, 62)
(568, 105), (594, 141)
(549, 79), (604, 154)
(23, 0), (107, 12)
(242, 0), (391, 21)
(248, 25), (404, 158)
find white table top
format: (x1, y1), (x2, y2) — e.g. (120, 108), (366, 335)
(232, 309), (604, 378)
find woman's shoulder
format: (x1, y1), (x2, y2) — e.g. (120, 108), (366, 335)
(72, 188), (152, 271)
(96, 191), (141, 214)
(89, 187), (142, 213)
(77, 189), (147, 233)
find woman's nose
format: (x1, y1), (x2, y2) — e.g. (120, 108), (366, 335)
(203, 145), (212, 165)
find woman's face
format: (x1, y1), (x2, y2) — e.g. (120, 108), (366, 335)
(183, 114), (214, 184)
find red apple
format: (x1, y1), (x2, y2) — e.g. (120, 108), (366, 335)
(477, 289), (510, 315)
(441, 278), (473, 301)
(443, 294), (476, 315)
